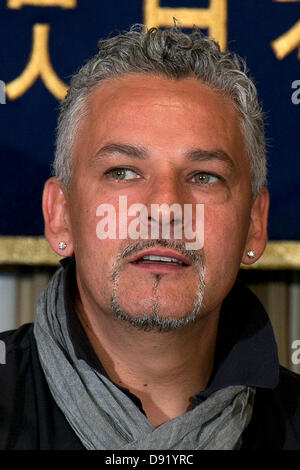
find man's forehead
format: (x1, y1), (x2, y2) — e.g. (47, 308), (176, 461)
(86, 73), (235, 115)
(72, 73), (248, 176)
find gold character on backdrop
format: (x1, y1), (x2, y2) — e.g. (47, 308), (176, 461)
(6, 24), (68, 100)
(271, 0), (300, 59)
(143, 0), (227, 50)
(7, 0), (76, 8)
(6, 0), (77, 99)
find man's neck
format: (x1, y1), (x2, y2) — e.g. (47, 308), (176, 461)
(75, 293), (220, 428)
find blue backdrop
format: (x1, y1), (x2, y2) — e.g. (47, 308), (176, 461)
(0, 0), (299, 239)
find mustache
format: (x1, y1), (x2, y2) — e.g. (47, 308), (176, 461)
(109, 239), (204, 280)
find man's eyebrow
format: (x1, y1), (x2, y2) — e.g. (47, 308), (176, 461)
(89, 143), (148, 164)
(89, 143), (236, 170)
(186, 149), (236, 170)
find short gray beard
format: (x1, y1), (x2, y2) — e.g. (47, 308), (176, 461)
(109, 240), (206, 333)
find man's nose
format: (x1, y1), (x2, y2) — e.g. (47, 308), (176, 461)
(143, 171), (187, 235)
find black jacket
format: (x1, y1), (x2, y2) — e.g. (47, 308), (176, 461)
(0, 259), (300, 450)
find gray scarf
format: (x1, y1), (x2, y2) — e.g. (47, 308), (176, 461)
(33, 266), (255, 450)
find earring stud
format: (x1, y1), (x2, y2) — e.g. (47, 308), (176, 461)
(58, 241), (67, 250)
(247, 250), (255, 259)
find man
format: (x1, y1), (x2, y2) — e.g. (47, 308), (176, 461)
(0, 24), (300, 450)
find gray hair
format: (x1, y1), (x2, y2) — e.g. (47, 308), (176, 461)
(54, 24), (267, 198)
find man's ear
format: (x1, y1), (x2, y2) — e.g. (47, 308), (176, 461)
(241, 187), (270, 265)
(42, 177), (74, 257)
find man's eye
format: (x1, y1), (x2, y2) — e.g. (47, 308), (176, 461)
(107, 168), (139, 180)
(191, 172), (219, 185)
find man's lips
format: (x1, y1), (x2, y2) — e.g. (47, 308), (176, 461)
(128, 248), (191, 267)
